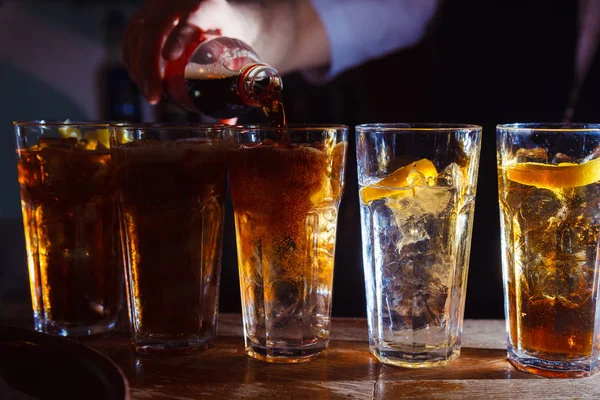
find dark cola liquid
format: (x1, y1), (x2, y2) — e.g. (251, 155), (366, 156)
(18, 140), (122, 332)
(262, 95), (287, 128)
(184, 76), (287, 127)
(184, 77), (250, 119)
(115, 140), (228, 350)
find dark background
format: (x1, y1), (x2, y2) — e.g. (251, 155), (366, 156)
(2, 0), (599, 320)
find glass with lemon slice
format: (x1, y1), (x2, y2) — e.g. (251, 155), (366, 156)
(357, 124), (481, 368)
(498, 123), (600, 378)
(14, 121), (123, 337)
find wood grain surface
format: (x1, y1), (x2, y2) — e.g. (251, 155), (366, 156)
(3, 307), (600, 399)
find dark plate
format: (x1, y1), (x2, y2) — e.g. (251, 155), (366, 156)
(0, 326), (129, 400)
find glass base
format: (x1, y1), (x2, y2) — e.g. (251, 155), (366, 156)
(34, 313), (117, 338)
(134, 334), (214, 356)
(371, 345), (460, 368)
(245, 338), (327, 363)
(507, 345), (598, 378)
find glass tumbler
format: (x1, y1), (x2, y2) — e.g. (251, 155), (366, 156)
(112, 124), (228, 354)
(229, 124), (348, 363)
(15, 121), (123, 337)
(357, 123), (481, 367)
(498, 123), (600, 378)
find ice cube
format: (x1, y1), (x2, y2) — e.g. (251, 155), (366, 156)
(406, 169), (428, 187)
(552, 152), (572, 164)
(412, 186), (453, 216)
(437, 163), (463, 188)
(387, 216), (453, 320)
(396, 218), (431, 251)
(583, 145), (600, 162)
(556, 194), (600, 258)
(423, 279), (450, 325)
(524, 259), (559, 304)
(387, 251), (451, 327)
(386, 187), (453, 223)
(557, 260), (594, 308)
(516, 147), (548, 163)
(269, 279), (299, 315)
(519, 189), (567, 231)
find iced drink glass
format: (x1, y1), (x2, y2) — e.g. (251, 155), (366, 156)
(357, 123), (481, 367)
(498, 123), (600, 377)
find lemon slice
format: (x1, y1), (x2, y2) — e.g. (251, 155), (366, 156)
(85, 129), (110, 149)
(506, 158), (600, 190)
(58, 126), (82, 140)
(360, 159), (438, 204)
(116, 128), (134, 145)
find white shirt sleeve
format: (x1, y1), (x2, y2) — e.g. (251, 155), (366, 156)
(304, 0), (440, 83)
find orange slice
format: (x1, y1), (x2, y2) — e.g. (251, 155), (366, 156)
(360, 159), (438, 204)
(86, 129), (110, 149)
(506, 158), (600, 190)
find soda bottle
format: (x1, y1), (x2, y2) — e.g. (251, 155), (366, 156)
(164, 35), (285, 123)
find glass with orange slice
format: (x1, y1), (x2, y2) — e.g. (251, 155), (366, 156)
(356, 124), (482, 368)
(497, 123), (600, 378)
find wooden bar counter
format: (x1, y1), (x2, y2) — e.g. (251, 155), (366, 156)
(3, 305), (600, 399)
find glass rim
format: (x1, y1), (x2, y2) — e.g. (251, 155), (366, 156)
(13, 120), (115, 128)
(231, 123), (348, 131)
(13, 120), (226, 130)
(356, 123), (482, 132)
(116, 123), (226, 131)
(497, 123), (600, 132)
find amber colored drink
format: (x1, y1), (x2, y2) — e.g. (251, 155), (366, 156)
(499, 161), (599, 366)
(114, 137), (227, 354)
(17, 136), (121, 336)
(498, 123), (600, 378)
(229, 129), (347, 363)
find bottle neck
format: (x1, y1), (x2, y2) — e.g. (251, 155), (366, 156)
(237, 63), (283, 108)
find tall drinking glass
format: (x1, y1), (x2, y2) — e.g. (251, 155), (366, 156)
(15, 121), (122, 337)
(112, 124), (228, 355)
(357, 123), (481, 367)
(498, 123), (600, 378)
(229, 125), (348, 363)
